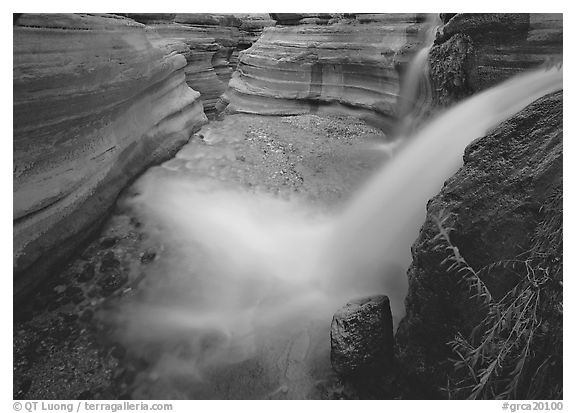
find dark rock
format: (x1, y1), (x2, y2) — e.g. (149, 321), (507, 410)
(439, 13), (457, 24)
(140, 250), (156, 264)
(16, 378), (32, 399)
(129, 217), (142, 228)
(396, 91), (563, 394)
(98, 271), (128, 295)
(436, 13), (530, 44)
(14, 308), (34, 323)
(123, 368), (137, 385)
(99, 237), (119, 249)
(100, 252), (120, 273)
(77, 263), (95, 282)
(330, 295), (394, 376)
(120, 13), (176, 24)
(269, 13), (305, 25)
(110, 344), (127, 360)
(77, 390), (92, 400)
(429, 33), (476, 107)
(59, 312), (78, 323)
(97, 251), (127, 294)
(430, 13), (562, 105)
(79, 309), (94, 323)
(65, 285), (83, 299)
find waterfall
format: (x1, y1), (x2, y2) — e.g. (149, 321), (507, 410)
(396, 13), (442, 136)
(318, 66), (563, 326)
(110, 66), (562, 398)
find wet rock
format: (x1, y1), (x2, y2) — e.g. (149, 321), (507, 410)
(77, 263), (95, 283)
(98, 271), (128, 296)
(65, 286), (84, 302)
(110, 344), (127, 360)
(129, 217), (142, 228)
(59, 312), (78, 323)
(79, 309), (94, 323)
(97, 251), (127, 294)
(140, 250), (157, 264)
(330, 295), (394, 376)
(123, 368), (137, 385)
(99, 237), (119, 249)
(100, 252), (120, 273)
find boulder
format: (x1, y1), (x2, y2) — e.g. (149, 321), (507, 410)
(13, 13), (208, 300)
(331, 295), (394, 376)
(395, 91), (563, 394)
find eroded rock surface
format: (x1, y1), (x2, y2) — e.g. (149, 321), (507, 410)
(224, 14), (431, 131)
(331, 295), (394, 376)
(13, 13), (208, 299)
(430, 13), (563, 106)
(395, 91), (563, 395)
(124, 13), (274, 115)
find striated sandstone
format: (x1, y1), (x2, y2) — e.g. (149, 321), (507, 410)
(13, 13), (207, 299)
(224, 14), (431, 131)
(125, 13), (274, 115)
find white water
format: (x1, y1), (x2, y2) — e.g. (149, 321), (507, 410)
(112, 66), (562, 398)
(396, 14), (441, 134)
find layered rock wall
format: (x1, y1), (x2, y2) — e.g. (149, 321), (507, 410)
(13, 13), (208, 299)
(123, 13), (274, 115)
(224, 13), (431, 131)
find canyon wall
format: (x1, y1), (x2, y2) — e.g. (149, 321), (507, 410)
(223, 13), (432, 131)
(13, 13), (208, 299)
(124, 13), (274, 115)
(429, 13), (563, 106)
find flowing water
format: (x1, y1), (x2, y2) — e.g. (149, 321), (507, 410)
(397, 13), (442, 135)
(109, 66), (562, 398)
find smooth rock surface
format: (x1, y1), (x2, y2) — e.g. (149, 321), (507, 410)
(13, 13), (208, 299)
(224, 14), (431, 131)
(430, 13), (563, 106)
(125, 13), (274, 115)
(331, 295), (394, 376)
(395, 91), (563, 394)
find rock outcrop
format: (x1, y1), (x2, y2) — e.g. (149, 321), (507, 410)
(395, 91), (563, 395)
(13, 13), (208, 299)
(224, 14), (432, 131)
(331, 295), (394, 376)
(123, 13), (274, 115)
(429, 13), (563, 106)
